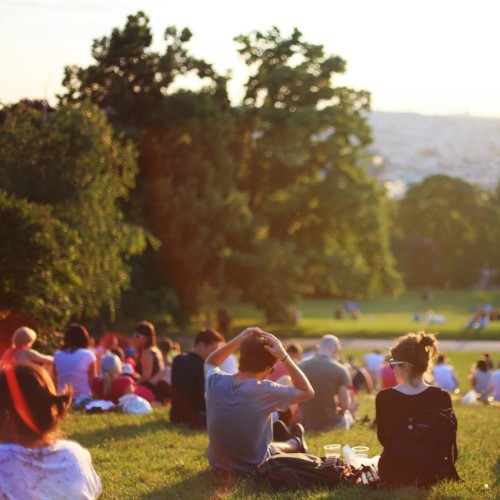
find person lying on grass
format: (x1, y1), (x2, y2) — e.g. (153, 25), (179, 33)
(0, 363), (102, 499)
(204, 327), (314, 476)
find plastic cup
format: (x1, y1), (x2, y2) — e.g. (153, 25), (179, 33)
(324, 444), (341, 459)
(352, 446), (370, 458)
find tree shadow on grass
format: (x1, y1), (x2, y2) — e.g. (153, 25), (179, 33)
(141, 469), (248, 499)
(67, 419), (203, 448)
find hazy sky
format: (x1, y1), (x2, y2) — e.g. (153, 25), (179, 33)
(2, 0), (500, 117)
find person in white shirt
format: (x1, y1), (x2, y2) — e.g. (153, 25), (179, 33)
(54, 323), (97, 399)
(433, 353), (459, 392)
(0, 363), (101, 499)
(362, 350), (385, 389)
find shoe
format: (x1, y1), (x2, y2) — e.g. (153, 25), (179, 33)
(290, 423), (308, 453)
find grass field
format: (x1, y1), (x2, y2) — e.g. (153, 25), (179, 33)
(60, 350), (499, 499)
(193, 289), (500, 341)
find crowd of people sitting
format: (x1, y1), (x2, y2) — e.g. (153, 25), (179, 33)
(0, 320), (499, 497)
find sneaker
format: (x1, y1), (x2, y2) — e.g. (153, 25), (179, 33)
(290, 423), (308, 453)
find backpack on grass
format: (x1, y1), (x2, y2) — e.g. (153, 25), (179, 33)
(379, 407), (460, 487)
(254, 453), (378, 490)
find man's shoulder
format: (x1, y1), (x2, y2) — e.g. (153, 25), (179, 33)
(173, 352), (202, 366)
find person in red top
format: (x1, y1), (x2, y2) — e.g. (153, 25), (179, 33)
(91, 352), (154, 403)
(380, 355), (398, 389)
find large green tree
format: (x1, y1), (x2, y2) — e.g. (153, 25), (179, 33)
(0, 191), (80, 326)
(0, 102), (147, 325)
(229, 27), (402, 319)
(59, 15), (402, 324)
(393, 174), (492, 288)
(60, 12), (243, 324)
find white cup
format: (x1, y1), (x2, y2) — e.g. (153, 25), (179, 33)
(352, 445), (370, 458)
(324, 444), (341, 459)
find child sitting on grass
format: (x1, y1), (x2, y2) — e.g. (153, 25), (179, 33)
(0, 363), (102, 499)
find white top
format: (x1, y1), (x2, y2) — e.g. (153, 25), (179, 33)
(0, 440), (102, 500)
(362, 352), (384, 372)
(54, 348), (96, 397)
(433, 363), (458, 392)
(220, 354), (238, 374)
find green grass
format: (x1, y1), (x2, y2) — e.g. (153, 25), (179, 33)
(197, 289), (500, 341)
(60, 350), (499, 499)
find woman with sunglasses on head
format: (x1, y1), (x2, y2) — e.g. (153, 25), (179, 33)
(0, 364), (101, 499)
(375, 331), (458, 486)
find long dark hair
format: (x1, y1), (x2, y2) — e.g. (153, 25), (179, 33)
(63, 323), (90, 352)
(133, 321), (156, 349)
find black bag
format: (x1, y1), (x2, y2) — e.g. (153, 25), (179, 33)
(379, 408), (460, 487)
(254, 453), (378, 490)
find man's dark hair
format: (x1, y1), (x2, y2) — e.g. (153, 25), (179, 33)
(194, 328), (224, 347)
(239, 337), (276, 373)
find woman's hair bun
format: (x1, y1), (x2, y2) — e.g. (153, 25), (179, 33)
(417, 331), (438, 358)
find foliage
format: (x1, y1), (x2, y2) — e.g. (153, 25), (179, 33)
(393, 175), (494, 288)
(0, 191), (80, 327)
(60, 15), (403, 325)
(0, 102), (147, 326)
(60, 12), (231, 324)
(60, 11), (220, 133)
(231, 27), (402, 320)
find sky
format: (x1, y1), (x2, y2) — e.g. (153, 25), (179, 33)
(2, 0), (500, 118)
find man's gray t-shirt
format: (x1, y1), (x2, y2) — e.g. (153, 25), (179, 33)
(205, 368), (295, 474)
(299, 354), (351, 429)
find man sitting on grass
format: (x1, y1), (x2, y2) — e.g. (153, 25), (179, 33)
(204, 327), (314, 476)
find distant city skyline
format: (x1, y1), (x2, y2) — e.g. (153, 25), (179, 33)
(2, 0), (500, 118)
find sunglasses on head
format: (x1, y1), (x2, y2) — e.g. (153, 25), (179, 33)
(389, 358), (413, 370)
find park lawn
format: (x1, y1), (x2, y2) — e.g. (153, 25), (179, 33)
(203, 289), (500, 341)
(60, 350), (499, 499)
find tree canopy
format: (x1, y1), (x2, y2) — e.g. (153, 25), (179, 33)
(393, 174), (494, 288)
(56, 13), (403, 324)
(0, 102), (147, 326)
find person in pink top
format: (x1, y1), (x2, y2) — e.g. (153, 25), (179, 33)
(91, 352), (155, 404)
(268, 343), (303, 382)
(380, 355), (398, 389)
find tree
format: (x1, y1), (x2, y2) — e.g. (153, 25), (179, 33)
(59, 17), (402, 324)
(139, 91), (249, 322)
(0, 102), (147, 324)
(60, 11), (220, 133)
(60, 12), (232, 324)
(230, 27), (402, 319)
(394, 175), (492, 288)
(0, 191), (80, 327)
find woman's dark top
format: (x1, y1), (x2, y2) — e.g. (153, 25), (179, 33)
(135, 348), (160, 379)
(376, 386), (452, 447)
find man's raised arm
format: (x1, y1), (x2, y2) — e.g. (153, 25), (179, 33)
(204, 327), (262, 375)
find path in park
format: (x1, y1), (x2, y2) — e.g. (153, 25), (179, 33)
(289, 338), (500, 353)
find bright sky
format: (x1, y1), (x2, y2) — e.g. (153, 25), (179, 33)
(2, 0), (500, 117)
